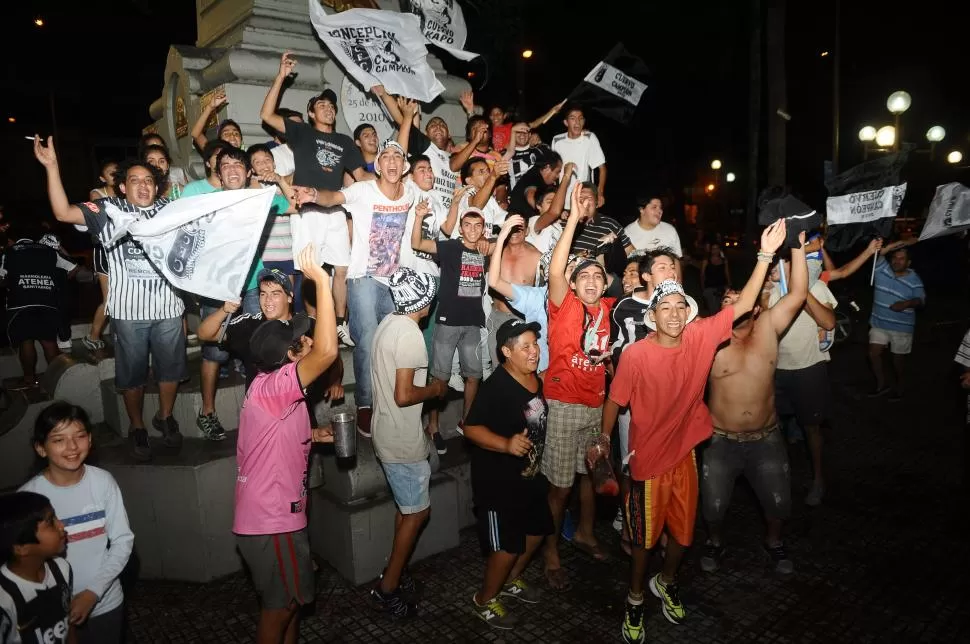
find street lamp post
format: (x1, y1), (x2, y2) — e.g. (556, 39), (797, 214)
(886, 91), (911, 152)
(947, 150), (963, 165)
(711, 159), (722, 187)
(859, 125), (876, 160)
(926, 126), (946, 160)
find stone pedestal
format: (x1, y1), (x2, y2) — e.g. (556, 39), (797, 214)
(147, 0), (471, 179)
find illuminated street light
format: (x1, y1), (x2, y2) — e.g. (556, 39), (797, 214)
(7, 117), (15, 123)
(820, 51), (829, 57)
(858, 126), (877, 142)
(34, 18), (44, 27)
(886, 91), (911, 115)
(875, 125), (896, 148)
(521, 49), (533, 59)
(710, 159), (722, 170)
(926, 126), (945, 142)
(726, 172), (736, 183)
(706, 183), (716, 192)
(947, 150), (963, 165)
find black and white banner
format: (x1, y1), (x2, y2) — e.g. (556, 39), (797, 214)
(566, 43), (650, 125)
(823, 150), (909, 252)
(919, 182), (970, 241)
(105, 188), (276, 302)
(402, 0), (478, 61)
(310, 2), (446, 103)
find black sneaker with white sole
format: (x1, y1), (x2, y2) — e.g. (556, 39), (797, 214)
(432, 432), (447, 455)
(153, 415), (183, 449)
(370, 586), (416, 619)
(130, 428), (152, 462)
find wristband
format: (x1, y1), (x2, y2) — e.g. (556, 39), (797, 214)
(757, 251), (775, 263)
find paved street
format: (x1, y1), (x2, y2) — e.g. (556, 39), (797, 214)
(126, 321), (969, 643)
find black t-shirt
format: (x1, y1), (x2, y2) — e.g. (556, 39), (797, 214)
(510, 146), (540, 187)
(465, 366), (548, 509)
(1, 239), (70, 311)
(436, 239), (486, 327)
(508, 166), (549, 219)
(610, 291), (651, 365)
(284, 120), (365, 190)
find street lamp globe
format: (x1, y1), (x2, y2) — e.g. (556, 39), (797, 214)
(875, 126), (896, 148)
(886, 91), (911, 115)
(926, 126), (946, 143)
(947, 150), (963, 165)
(521, 49), (533, 59)
(710, 159), (722, 170)
(726, 172), (736, 183)
(706, 183), (716, 192)
(858, 126), (877, 142)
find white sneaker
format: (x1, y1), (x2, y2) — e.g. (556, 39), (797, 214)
(612, 507), (624, 532)
(57, 338), (73, 352)
(337, 322), (355, 347)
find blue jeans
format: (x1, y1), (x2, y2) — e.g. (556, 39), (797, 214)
(112, 317), (187, 390)
(347, 277), (395, 408)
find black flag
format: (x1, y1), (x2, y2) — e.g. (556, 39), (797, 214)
(566, 44), (650, 125)
(823, 149), (910, 252)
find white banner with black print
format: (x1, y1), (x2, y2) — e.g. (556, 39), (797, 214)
(402, 0), (479, 61)
(309, 2), (446, 103)
(825, 183), (907, 225)
(105, 188), (276, 302)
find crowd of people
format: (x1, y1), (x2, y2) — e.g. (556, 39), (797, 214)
(0, 48), (951, 644)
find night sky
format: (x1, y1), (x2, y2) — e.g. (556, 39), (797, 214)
(2, 0), (966, 234)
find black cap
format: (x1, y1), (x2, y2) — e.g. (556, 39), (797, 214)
(248, 313), (313, 373)
(307, 89), (339, 115)
(495, 319), (541, 362)
(257, 268), (293, 296)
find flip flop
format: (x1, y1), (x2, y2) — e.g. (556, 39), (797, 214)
(544, 567), (572, 592)
(572, 538), (610, 562)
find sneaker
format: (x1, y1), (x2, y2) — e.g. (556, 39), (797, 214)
(196, 412), (227, 441)
(130, 428), (152, 462)
(57, 338), (73, 352)
(153, 415), (184, 449)
(700, 540), (725, 573)
(456, 420), (465, 436)
(379, 569), (420, 600)
(621, 598), (646, 644)
(500, 578), (541, 604)
(649, 573), (686, 625)
(370, 586), (416, 619)
(472, 594), (517, 630)
(867, 386), (890, 398)
(357, 407), (372, 439)
(764, 541), (794, 575)
(337, 322), (355, 347)
(432, 432), (447, 455)
(613, 507), (624, 532)
(805, 481), (825, 507)
(81, 336), (105, 351)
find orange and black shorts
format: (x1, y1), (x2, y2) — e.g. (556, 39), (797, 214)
(624, 451), (698, 549)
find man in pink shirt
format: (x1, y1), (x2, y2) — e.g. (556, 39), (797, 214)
(233, 246), (339, 644)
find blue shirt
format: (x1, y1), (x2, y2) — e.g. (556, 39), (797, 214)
(870, 257), (925, 333)
(509, 284), (549, 373)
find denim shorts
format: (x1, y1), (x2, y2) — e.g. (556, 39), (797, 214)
(381, 460), (431, 514)
(112, 317), (187, 390)
(199, 300), (230, 363)
(430, 324), (483, 381)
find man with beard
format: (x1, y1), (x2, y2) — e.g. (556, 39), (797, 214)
(34, 137), (186, 462)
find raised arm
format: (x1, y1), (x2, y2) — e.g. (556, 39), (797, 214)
(470, 161), (508, 209)
(804, 290), (836, 330)
(260, 52), (296, 134)
(449, 127), (485, 173)
(33, 137), (84, 226)
(549, 187), (587, 307)
(733, 220), (787, 321)
(596, 164), (608, 208)
(767, 232), (809, 334)
(528, 99), (566, 130)
(191, 89), (227, 152)
(372, 84), (406, 126)
(295, 245), (339, 385)
(439, 185), (468, 238)
(411, 198), (438, 255)
(828, 238), (882, 281)
(293, 186), (347, 209)
(487, 216), (523, 300)
(879, 237), (918, 256)
(197, 301), (240, 342)
(396, 99), (421, 152)
(533, 163), (573, 233)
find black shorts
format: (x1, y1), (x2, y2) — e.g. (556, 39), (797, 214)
(775, 362), (831, 427)
(94, 245), (109, 276)
(475, 477), (553, 556)
(7, 308), (59, 345)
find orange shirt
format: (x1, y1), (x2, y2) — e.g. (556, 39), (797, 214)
(609, 307), (734, 480)
(545, 291), (615, 407)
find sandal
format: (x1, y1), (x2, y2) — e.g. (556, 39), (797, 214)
(543, 567), (572, 591)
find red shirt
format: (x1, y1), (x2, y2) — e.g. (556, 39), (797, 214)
(609, 307), (733, 480)
(545, 291), (615, 407)
(492, 123), (513, 153)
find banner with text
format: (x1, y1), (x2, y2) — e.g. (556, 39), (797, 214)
(402, 0), (479, 61)
(566, 43), (651, 125)
(310, 2), (446, 103)
(825, 184), (907, 225)
(919, 182), (970, 241)
(105, 188), (276, 302)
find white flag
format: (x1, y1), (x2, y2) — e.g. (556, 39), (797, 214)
(309, 2), (446, 103)
(105, 188), (276, 302)
(919, 182), (970, 241)
(403, 0), (479, 61)
(825, 183), (907, 226)
(583, 61), (648, 107)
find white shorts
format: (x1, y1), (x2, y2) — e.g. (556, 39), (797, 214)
(290, 207), (351, 268)
(617, 409), (631, 464)
(869, 327), (913, 355)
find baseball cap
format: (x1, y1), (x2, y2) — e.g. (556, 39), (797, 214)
(388, 267), (438, 315)
(460, 206), (485, 222)
(248, 313), (312, 372)
(374, 140), (410, 176)
(307, 89), (339, 114)
(495, 319), (541, 360)
(256, 268), (293, 296)
(569, 258), (607, 283)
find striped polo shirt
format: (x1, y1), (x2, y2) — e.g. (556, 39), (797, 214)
(870, 257), (925, 333)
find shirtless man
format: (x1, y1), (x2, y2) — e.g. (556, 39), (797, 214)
(700, 232), (809, 575)
(487, 215), (542, 369)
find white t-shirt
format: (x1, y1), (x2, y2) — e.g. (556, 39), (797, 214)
(371, 314), (430, 463)
(526, 216), (562, 255)
(624, 220), (683, 256)
(551, 131), (606, 184)
(340, 180), (416, 283)
(770, 280), (838, 370)
(272, 144), (296, 177)
(0, 558), (72, 644)
(399, 185), (446, 277)
(452, 188), (506, 239)
(423, 143), (459, 209)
